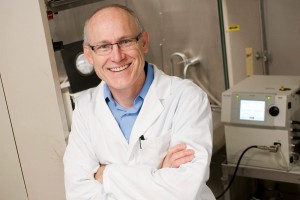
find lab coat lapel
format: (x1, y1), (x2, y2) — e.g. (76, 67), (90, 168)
(130, 88), (163, 144)
(129, 66), (170, 148)
(94, 83), (128, 145)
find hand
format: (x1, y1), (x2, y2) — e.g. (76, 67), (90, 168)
(94, 164), (107, 184)
(162, 144), (195, 168)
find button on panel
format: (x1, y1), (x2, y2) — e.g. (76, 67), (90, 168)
(269, 106), (280, 116)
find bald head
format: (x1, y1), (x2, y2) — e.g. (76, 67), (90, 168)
(83, 4), (144, 45)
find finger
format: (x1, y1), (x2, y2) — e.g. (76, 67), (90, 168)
(164, 149), (195, 168)
(163, 144), (187, 163)
(171, 149), (195, 161)
(172, 155), (195, 168)
(162, 144), (191, 168)
(167, 144), (187, 155)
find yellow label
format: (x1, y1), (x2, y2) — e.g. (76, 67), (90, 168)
(228, 25), (240, 31)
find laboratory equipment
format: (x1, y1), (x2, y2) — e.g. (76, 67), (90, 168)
(61, 40), (100, 93)
(221, 75), (300, 171)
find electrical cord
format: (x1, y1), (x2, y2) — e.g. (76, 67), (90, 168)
(216, 145), (258, 199)
(216, 143), (281, 199)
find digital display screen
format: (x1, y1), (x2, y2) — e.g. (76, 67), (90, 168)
(240, 100), (265, 121)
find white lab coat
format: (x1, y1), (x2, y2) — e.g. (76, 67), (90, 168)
(64, 65), (215, 200)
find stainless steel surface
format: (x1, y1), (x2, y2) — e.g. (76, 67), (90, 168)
(255, 51), (262, 60)
(168, 51), (201, 79)
(223, 0), (300, 85)
(221, 162), (300, 200)
(183, 57), (200, 79)
(126, 0), (225, 104)
(169, 52), (188, 76)
(222, 163), (300, 185)
(264, 0), (300, 76)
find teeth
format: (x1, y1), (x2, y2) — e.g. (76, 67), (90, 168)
(110, 65), (129, 72)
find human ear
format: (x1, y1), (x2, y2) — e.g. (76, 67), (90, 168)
(83, 45), (94, 65)
(141, 32), (149, 53)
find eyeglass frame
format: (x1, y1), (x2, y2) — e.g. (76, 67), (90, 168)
(88, 32), (143, 55)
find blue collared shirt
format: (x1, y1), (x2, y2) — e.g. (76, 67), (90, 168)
(104, 63), (154, 143)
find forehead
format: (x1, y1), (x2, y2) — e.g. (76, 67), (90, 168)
(87, 7), (139, 42)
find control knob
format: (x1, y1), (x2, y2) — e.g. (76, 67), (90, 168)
(269, 106), (279, 116)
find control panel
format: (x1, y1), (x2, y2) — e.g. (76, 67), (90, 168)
(221, 75), (300, 128)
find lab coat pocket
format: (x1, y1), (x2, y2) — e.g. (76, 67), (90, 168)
(138, 130), (171, 168)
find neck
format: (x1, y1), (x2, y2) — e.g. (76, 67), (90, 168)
(110, 71), (146, 110)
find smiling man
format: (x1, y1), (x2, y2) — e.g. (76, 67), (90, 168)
(63, 4), (215, 200)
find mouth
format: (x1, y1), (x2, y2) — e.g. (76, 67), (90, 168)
(109, 64), (130, 72)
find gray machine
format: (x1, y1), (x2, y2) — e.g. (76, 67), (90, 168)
(221, 75), (300, 171)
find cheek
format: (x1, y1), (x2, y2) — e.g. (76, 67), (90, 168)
(134, 48), (145, 60)
(92, 62), (105, 79)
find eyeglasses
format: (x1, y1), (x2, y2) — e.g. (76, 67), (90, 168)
(88, 32), (142, 55)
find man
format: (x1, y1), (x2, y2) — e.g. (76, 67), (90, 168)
(63, 4), (215, 200)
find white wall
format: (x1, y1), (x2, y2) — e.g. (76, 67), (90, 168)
(0, 0), (67, 199)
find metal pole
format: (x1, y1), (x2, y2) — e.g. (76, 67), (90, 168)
(259, 0), (269, 75)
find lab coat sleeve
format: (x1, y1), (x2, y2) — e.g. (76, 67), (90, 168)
(63, 101), (114, 200)
(102, 84), (215, 200)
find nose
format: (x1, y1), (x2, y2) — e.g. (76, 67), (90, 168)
(110, 44), (124, 62)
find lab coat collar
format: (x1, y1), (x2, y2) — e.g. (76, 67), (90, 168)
(129, 65), (171, 149)
(94, 84), (129, 146)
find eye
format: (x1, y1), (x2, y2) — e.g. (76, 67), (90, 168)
(119, 39), (133, 46)
(97, 44), (111, 50)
